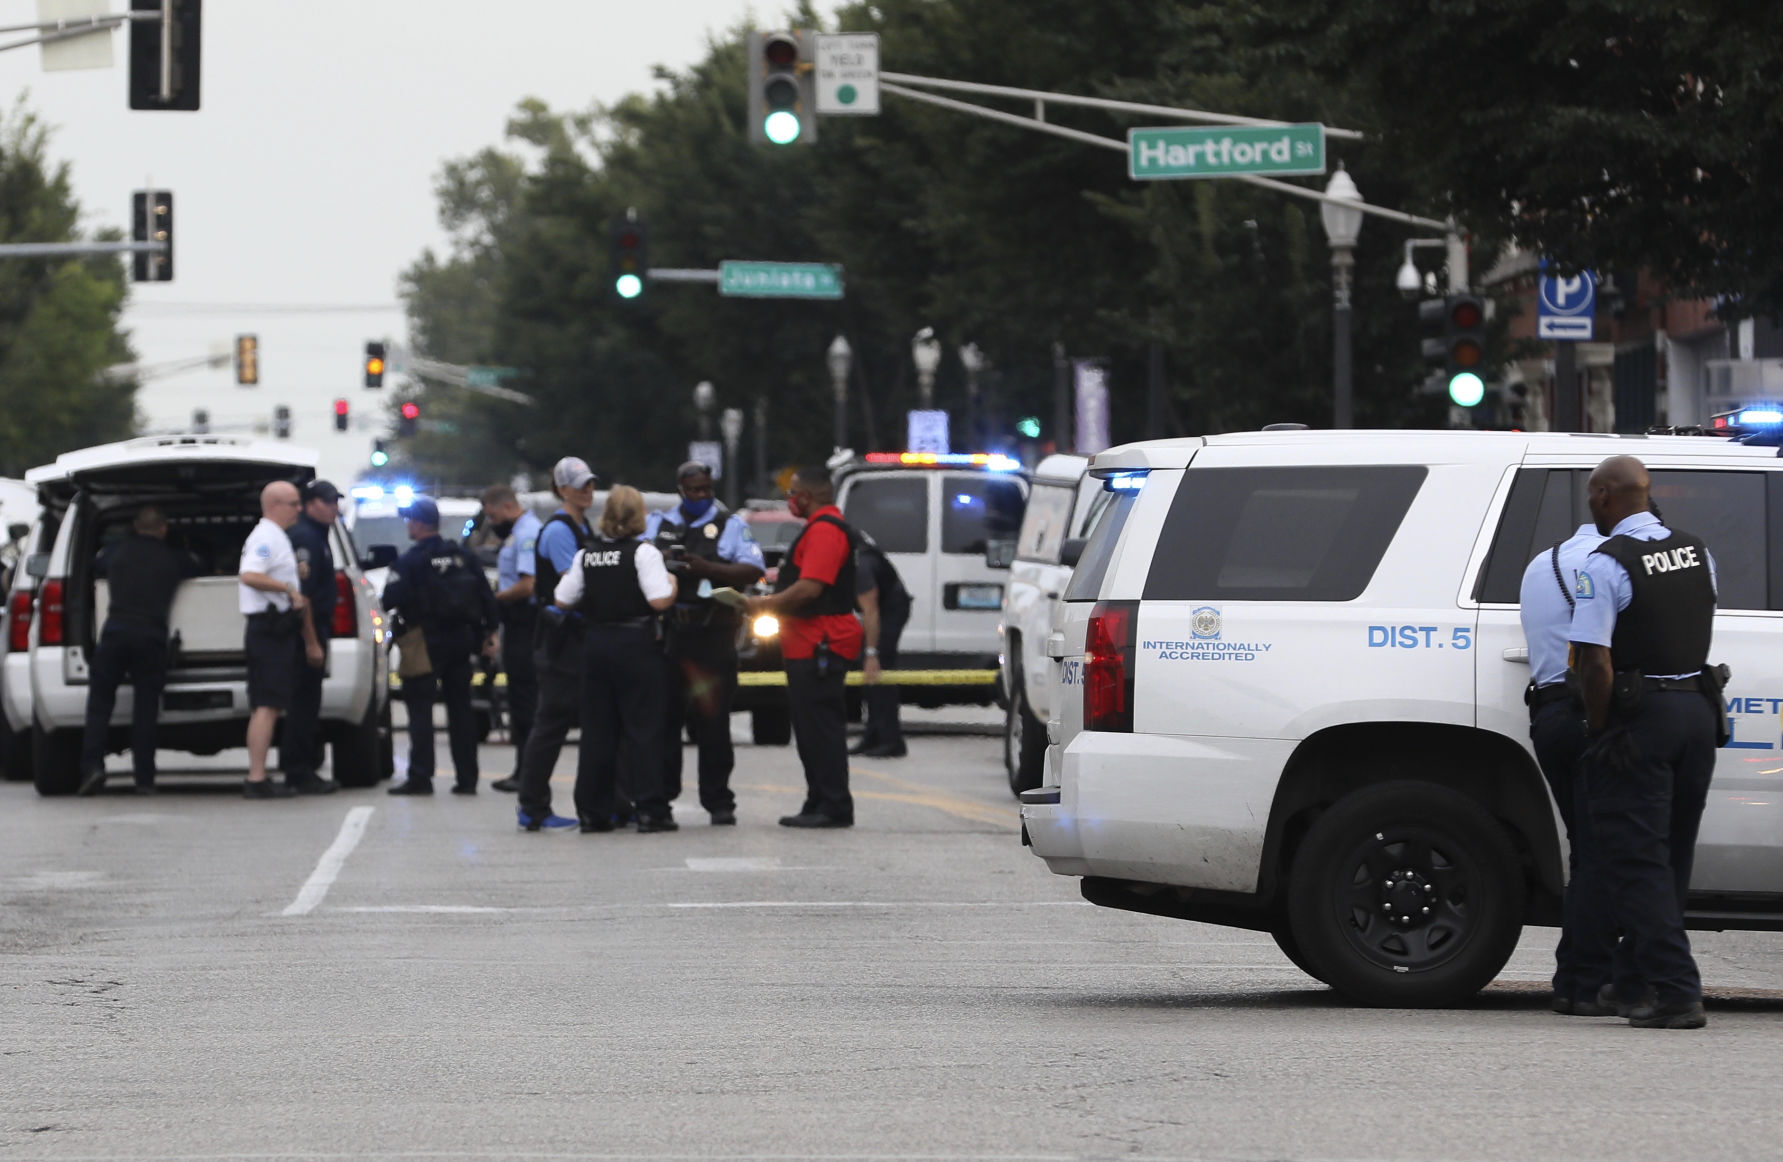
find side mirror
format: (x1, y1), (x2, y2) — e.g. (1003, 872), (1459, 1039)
(23, 553), (49, 579)
(360, 544), (399, 571)
(7, 523), (27, 543)
(1059, 538), (1088, 568)
(983, 539), (1016, 570)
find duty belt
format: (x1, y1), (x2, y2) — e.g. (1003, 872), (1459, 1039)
(1642, 675), (1705, 694)
(1525, 682), (1577, 713)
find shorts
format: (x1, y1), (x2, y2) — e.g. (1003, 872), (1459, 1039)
(245, 617), (303, 711)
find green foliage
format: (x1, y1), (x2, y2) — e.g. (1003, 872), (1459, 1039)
(0, 102), (137, 476)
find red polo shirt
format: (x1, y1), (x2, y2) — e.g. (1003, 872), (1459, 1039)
(780, 505), (863, 662)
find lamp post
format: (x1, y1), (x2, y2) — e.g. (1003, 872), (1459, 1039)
(693, 380), (716, 440)
(826, 334), (852, 451)
(958, 342), (985, 448)
(911, 326), (941, 409)
(1319, 163), (1364, 429)
(720, 406), (744, 507)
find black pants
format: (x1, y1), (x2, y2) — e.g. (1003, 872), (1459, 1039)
(403, 631), (478, 790)
(786, 656), (852, 822)
(81, 622), (167, 784)
(501, 605), (539, 777)
(1585, 691), (1718, 1005)
(861, 604), (909, 750)
(585, 623), (669, 822)
(517, 631), (585, 820)
(662, 623), (739, 813)
(1530, 698), (1615, 1001)
(282, 646), (327, 782)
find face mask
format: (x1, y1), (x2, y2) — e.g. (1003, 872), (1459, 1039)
(489, 519), (516, 539)
(786, 494), (809, 519)
(679, 498), (711, 523)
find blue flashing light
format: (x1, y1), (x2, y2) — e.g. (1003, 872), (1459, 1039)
(953, 492), (979, 507)
(350, 484), (384, 501)
(1737, 408), (1783, 426)
(393, 485), (414, 506)
(1104, 472), (1147, 492)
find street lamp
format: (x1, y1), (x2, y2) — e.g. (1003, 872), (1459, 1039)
(958, 342), (985, 448)
(693, 380), (716, 440)
(826, 334), (852, 451)
(911, 326), (941, 409)
(1319, 162), (1364, 429)
(720, 406), (744, 507)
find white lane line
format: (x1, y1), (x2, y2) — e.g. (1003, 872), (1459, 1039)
(684, 857), (784, 872)
(339, 905), (520, 914)
(281, 806), (375, 917)
(664, 900), (1089, 909)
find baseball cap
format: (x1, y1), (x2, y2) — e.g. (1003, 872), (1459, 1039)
(398, 495), (441, 527)
(302, 479), (342, 504)
(552, 456), (596, 491)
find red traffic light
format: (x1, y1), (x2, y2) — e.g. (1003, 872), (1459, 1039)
(400, 401), (420, 420)
(763, 32), (798, 69)
(334, 398), (349, 416)
(1449, 300), (1483, 330)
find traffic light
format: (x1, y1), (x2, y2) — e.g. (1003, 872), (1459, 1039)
(235, 334), (258, 385)
(273, 405), (291, 439)
(747, 30), (818, 146)
(370, 439), (389, 469)
(1016, 416), (1042, 439)
(131, 190), (172, 282)
(364, 341), (386, 388)
(333, 398), (350, 433)
(609, 216), (648, 300)
(129, 0), (201, 111)
(191, 408), (208, 434)
(398, 400), (420, 438)
(1419, 294), (1488, 407)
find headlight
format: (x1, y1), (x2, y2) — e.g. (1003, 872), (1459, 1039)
(752, 614), (780, 639)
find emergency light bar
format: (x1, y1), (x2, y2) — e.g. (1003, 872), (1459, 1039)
(1103, 472), (1147, 492)
(864, 451), (1022, 471)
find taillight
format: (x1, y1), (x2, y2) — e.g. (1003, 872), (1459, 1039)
(38, 579), (65, 647)
(7, 590), (33, 652)
(331, 571), (357, 638)
(1084, 599), (1137, 733)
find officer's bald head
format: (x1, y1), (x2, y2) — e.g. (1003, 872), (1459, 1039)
(1587, 455), (1651, 535)
(261, 481), (301, 530)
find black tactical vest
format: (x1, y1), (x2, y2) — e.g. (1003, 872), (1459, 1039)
(533, 511), (592, 609)
(1592, 529), (1715, 675)
(422, 539), (486, 631)
(579, 537), (655, 623)
(652, 502), (730, 606)
(775, 514), (858, 616)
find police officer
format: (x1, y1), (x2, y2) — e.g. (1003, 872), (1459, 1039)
(383, 496), (499, 796)
(1569, 455), (1720, 1030)
(1519, 515), (1610, 1014)
(645, 460), (764, 825)
(280, 479), (345, 796)
(77, 505), (203, 796)
(239, 481), (313, 799)
(515, 457), (598, 831)
(851, 530), (910, 759)
(554, 485), (678, 832)
(745, 466), (860, 829)
(482, 484), (542, 794)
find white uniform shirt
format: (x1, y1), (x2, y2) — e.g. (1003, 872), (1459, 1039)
(554, 540), (674, 608)
(239, 517), (299, 613)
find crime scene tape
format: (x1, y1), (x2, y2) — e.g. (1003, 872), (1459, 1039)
(737, 669), (998, 688)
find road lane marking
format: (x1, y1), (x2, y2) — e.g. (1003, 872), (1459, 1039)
(282, 806), (375, 917)
(685, 857), (783, 871)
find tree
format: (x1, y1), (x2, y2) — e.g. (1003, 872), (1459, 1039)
(0, 101), (138, 475)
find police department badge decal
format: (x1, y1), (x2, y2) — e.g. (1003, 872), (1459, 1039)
(704, 524), (718, 539)
(1191, 606), (1222, 640)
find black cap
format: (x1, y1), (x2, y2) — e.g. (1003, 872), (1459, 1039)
(302, 479), (342, 503)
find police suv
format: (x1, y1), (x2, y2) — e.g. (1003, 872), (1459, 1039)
(1022, 427), (1783, 1007)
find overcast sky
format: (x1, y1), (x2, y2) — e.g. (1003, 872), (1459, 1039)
(1, 0), (787, 486)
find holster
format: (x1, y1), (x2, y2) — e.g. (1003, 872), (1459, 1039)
(1704, 662), (1733, 747)
(1610, 669), (1645, 721)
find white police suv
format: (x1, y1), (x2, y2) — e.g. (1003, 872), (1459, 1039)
(1022, 427), (1783, 1007)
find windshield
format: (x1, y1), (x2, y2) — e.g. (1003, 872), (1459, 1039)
(748, 520), (803, 552)
(351, 516), (410, 552)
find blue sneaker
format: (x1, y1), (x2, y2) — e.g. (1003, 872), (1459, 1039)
(517, 809), (577, 832)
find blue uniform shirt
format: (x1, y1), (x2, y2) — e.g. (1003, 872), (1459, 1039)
(643, 501), (764, 606)
(536, 509), (590, 612)
(496, 509), (541, 592)
(1569, 511), (1718, 677)
(1518, 523), (1605, 687)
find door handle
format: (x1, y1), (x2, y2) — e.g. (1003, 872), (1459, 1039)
(1043, 591), (1060, 600)
(1502, 647), (1529, 664)
(1045, 632), (1066, 660)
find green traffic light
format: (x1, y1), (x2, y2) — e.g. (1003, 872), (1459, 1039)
(615, 273), (643, 299)
(370, 449), (389, 467)
(1016, 416), (1042, 438)
(764, 111), (801, 145)
(1448, 371), (1486, 408)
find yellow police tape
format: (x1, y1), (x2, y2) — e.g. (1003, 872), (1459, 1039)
(392, 668), (996, 690)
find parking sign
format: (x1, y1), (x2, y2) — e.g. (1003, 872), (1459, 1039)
(1537, 267), (1596, 340)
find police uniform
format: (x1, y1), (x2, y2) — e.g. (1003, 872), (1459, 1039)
(555, 533), (677, 830)
(514, 508), (595, 826)
(1518, 523), (1613, 1009)
(853, 530), (910, 757)
(495, 508), (543, 778)
(239, 514), (305, 714)
(645, 499), (764, 819)
(282, 488), (341, 790)
(383, 499), (499, 794)
(1569, 511), (1720, 1015)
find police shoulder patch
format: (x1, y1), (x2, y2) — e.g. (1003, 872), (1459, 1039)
(1574, 569), (1595, 600)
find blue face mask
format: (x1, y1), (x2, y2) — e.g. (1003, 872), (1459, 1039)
(680, 498), (712, 523)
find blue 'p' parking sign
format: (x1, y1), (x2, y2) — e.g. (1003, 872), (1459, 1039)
(1538, 266), (1596, 340)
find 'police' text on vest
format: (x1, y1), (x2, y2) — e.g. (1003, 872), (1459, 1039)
(1640, 546), (1701, 576)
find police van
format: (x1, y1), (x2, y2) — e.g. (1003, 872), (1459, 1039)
(1022, 427), (1783, 1007)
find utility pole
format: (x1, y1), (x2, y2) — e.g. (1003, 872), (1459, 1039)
(1051, 341), (1072, 453)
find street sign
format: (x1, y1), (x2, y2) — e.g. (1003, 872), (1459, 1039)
(907, 409), (950, 454)
(719, 261), (844, 300)
(465, 365), (521, 388)
(1129, 124), (1325, 181)
(688, 441), (723, 480)
(1537, 266), (1596, 340)
(815, 33), (879, 115)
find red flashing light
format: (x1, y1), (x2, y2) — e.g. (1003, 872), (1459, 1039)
(1713, 415), (1730, 429)
(400, 401), (420, 420)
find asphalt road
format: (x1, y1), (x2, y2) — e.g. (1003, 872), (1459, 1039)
(4, 708), (1783, 1161)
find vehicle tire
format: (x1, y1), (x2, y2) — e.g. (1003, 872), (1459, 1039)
(31, 724), (82, 796)
(1, 724), (31, 782)
(1004, 680), (1047, 798)
(331, 700), (384, 788)
(751, 706), (792, 746)
(1286, 781), (1526, 1008)
(1269, 922), (1327, 985)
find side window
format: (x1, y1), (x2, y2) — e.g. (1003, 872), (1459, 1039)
(1475, 469), (1576, 604)
(1143, 466), (1426, 602)
(1640, 471), (1766, 610)
(1063, 487), (1139, 600)
(940, 475), (1025, 555)
(1015, 484), (1074, 563)
(843, 477), (927, 554)
(1074, 488), (1113, 539)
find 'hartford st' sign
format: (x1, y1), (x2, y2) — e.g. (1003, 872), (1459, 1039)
(1128, 124), (1326, 181)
